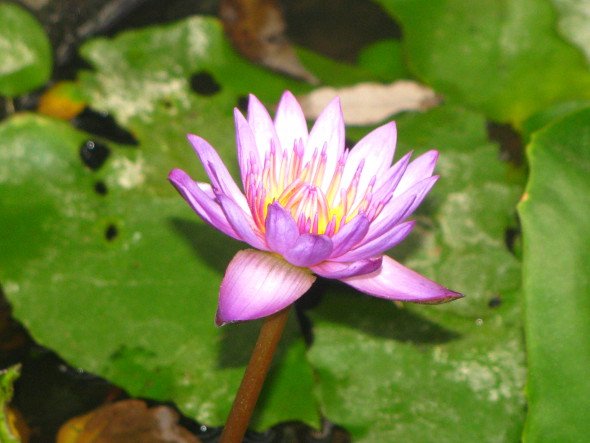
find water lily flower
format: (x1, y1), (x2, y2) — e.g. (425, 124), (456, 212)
(169, 91), (462, 325)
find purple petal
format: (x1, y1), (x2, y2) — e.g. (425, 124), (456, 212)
(311, 257), (382, 279)
(265, 204), (333, 266)
(234, 109), (260, 187)
(335, 221), (415, 262)
(363, 194), (416, 244)
(247, 94), (281, 157)
(395, 150), (439, 196)
(342, 255), (463, 303)
(265, 202), (299, 254)
(274, 91), (308, 151)
(284, 234), (333, 267)
(306, 97), (345, 187)
(169, 168), (238, 239)
(186, 134), (249, 212)
(371, 151), (412, 203)
(217, 194), (266, 250)
(217, 249), (316, 325)
(396, 175), (438, 218)
(330, 214), (370, 257)
(341, 122), (397, 204)
(366, 175), (438, 243)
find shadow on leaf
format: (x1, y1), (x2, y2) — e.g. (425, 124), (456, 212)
(215, 313), (302, 369)
(314, 281), (461, 345)
(169, 217), (301, 370)
(168, 217), (241, 275)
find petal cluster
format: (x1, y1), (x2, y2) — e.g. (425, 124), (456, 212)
(169, 91), (462, 325)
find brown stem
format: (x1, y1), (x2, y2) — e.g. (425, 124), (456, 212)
(219, 307), (291, 443)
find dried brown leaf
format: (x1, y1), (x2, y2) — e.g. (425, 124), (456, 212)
(219, 0), (317, 83)
(56, 400), (201, 443)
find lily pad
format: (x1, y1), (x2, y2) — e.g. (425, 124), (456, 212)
(357, 39), (408, 81)
(521, 100), (590, 142)
(374, 0), (590, 124)
(518, 108), (590, 442)
(0, 3), (52, 97)
(0, 14), (337, 430)
(296, 47), (380, 86)
(0, 112), (317, 430)
(0, 11), (533, 438)
(76, 17), (312, 185)
(308, 104), (526, 442)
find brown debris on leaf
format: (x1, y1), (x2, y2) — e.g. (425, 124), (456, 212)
(4, 406), (30, 443)
(56, 399), (201, 443)
(219, 0), (318, 83)
(38, 82), (86, 121)
(299, 81), (441, 126)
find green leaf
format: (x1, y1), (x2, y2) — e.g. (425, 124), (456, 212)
(308, 105), (526, 442)
(0, 365), (21, 443)
(296, 47), (378, 86)
(0, 3), (52, 97)
(75, 16), (372, 182)
(518, 108), (590, 442)
(310, 292), (525, 442)
(77, 17), (313, 186)
(357, 39), (409, 81)
(374, 0), (590, 124)
(521, 100), (590, 142)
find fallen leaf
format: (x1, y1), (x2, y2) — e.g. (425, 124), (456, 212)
(56, 400), (201, 443)
(219, 0), (318, 83)
(298, 81), (440, 125)
(5, 407), (29, 443)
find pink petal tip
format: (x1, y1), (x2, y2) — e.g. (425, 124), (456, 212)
(342, 255), (463, 304)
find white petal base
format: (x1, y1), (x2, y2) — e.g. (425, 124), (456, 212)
(217, 249), (316, 325)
